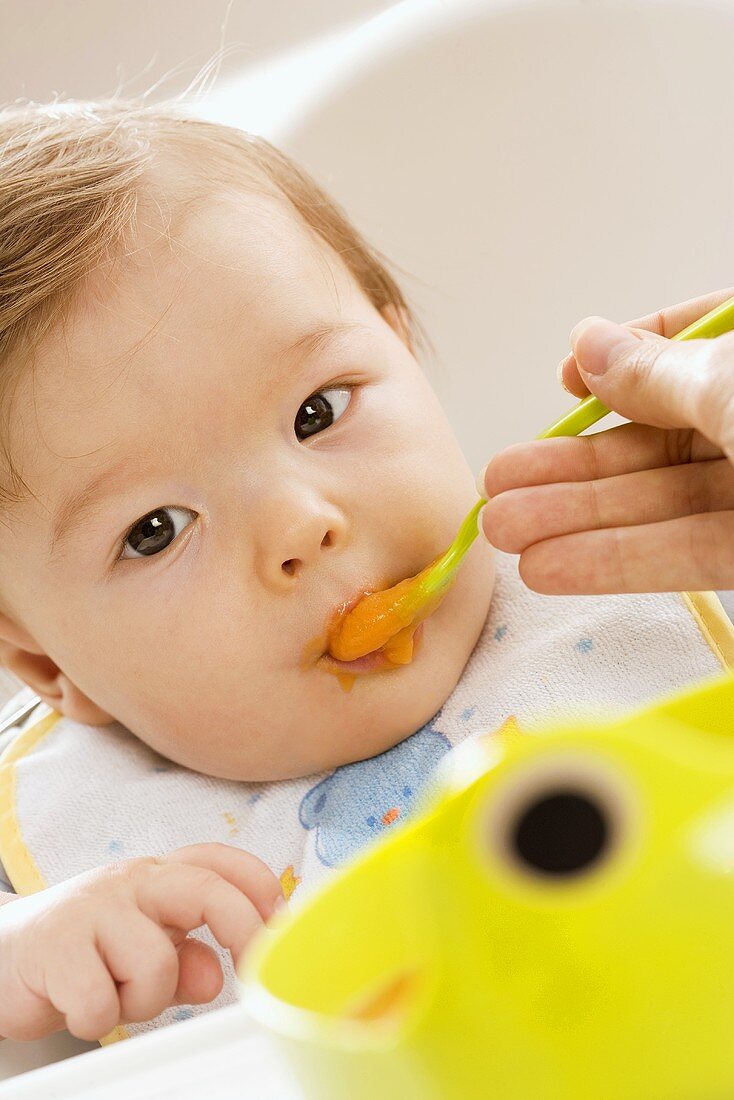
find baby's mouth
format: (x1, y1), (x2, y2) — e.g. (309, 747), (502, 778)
(309, 503), (483, 687)
(306, 521), (470, 687)
(318, 623), (425, 676)
(324, 500), (483, 669)
(324, 553), (449, 668)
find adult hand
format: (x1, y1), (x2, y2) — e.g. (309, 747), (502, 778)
(480, 288), (734, 593)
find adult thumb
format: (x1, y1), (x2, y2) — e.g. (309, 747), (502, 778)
(570, 316), (734, 452)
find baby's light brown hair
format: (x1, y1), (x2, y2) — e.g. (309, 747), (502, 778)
(0, 95), (426, 515)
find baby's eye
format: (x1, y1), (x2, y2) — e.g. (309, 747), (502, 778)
(294, 387), (351, 441)
(120, 506), (196, 560)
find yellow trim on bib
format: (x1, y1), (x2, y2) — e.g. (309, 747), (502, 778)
(0, 708), (59, 894)
(0, 707), (130, 1045)
(98, 1025), (131, 1045)
(681, 591), (734, 671)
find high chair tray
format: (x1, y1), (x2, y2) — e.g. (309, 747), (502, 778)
(0, 1005), (302, 1100)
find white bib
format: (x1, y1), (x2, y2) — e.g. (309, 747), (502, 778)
(1, 552), (731, 1043)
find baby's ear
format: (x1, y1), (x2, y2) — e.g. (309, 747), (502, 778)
(380, 302), (415, 355)
(0, 611), (114, 725)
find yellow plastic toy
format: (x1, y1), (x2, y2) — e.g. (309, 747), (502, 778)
(239, 673), (734, 1099)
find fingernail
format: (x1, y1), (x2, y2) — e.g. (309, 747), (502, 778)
(569, 317), (638, 376)
(266, 902), (287, 927)
(569, 315), (603, 345)
(475, 462), (488, 497)
(556, 356), (572, 393)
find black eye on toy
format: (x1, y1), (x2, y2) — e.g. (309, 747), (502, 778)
(485, 759), (629, 882)
(510, 787), (609, 876)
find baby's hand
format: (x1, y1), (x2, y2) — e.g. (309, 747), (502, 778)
(0, 843), (283, 1041)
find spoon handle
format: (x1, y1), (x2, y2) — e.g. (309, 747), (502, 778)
(422, 498), (486, 597)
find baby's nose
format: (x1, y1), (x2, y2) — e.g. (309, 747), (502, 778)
(280, 526), (338, 581)
(256, 491), (350, 591)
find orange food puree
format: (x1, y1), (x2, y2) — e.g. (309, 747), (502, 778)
(328, 555), (450, 664)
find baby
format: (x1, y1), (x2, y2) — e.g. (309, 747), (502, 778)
(0, 97), (729, 1046)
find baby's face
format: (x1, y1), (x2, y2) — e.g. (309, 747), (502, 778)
(0, 183), (494, 780)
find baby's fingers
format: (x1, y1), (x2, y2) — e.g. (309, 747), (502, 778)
(44, 940), (121, 1042)
(97, 909), (181, 1023)
(135, 856), (264, 965)
(173, 937), (224, 1006)
(163, 843), (283, 923)
(85, 913), (224, 1031)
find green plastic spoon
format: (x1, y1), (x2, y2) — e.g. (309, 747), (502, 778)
(329, 295), (734, 663)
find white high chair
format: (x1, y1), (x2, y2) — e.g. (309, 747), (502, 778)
(3, 0), (734, 1092)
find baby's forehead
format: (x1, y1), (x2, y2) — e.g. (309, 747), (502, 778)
(167, 185), (320, 265)
(54, 183), (363, 390)
(7, 183), (371, 484)
(94, 184), (343, 317)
